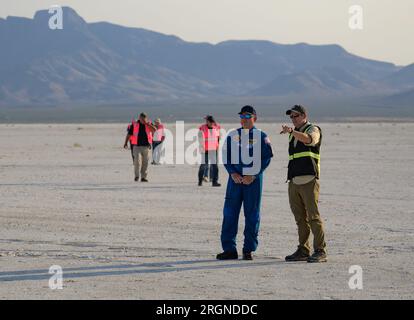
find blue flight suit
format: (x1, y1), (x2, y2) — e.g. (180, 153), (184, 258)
(221, 126), (273, 253)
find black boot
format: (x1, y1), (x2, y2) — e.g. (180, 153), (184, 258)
(242, 252), (253, 260)
(216, 251), (238, 260)
(307, 249), (327, 263)
(285, 248), (310, 262)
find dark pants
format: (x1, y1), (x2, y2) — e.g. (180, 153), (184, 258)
(198, 151), (218, 184)
(221, 174), (263, 253)
(203, 164), (210, 178)
(152, 141), (162, 150)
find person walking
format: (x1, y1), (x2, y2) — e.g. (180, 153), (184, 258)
(124, 113), (157, 182)
(151, 118), (165, 165)
(198, 115), (221, 187)
(217, 105), (273, 260)
(202, 116), (221, 182)
(280, 105), (327, 263)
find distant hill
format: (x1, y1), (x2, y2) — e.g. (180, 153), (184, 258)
(381, 63), (414, 89)
(0, 6), (413, 109)
(375, 87), (414, 108)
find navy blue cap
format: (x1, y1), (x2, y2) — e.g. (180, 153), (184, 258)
(238, 105), (256, 115)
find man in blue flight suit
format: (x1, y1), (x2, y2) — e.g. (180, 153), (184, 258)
(217, 105), (273, 260)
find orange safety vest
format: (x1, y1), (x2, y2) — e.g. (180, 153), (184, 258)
(130, 121), (153, 145)
(153, 124), (165, 142)
(199, 124), (220, 151)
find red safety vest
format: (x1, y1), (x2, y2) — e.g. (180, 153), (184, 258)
(130, 121), (153, 145)
(153, 124), (165, 142)
(199, 124), (220, 151)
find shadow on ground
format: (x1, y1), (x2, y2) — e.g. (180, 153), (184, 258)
(0, 258), (284, 282)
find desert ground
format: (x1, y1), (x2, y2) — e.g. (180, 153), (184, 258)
(0, 122), (413, 299)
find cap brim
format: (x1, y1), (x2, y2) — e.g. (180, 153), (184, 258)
(286, 110), (300, 116)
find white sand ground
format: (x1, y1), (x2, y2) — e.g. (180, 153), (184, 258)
(0, 122), (413, 300)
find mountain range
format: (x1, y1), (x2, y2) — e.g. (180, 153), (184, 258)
(0, 7), (413, 109)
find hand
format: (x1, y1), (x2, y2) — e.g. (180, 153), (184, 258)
(242, 175), (256, 185)
(123, 144), (129, 149)
(231, 173), (243, 184)
(280, 125), (293, 134)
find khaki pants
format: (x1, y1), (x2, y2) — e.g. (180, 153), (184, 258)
(288, 178), (326, 254)
(132, 146), (150, 179)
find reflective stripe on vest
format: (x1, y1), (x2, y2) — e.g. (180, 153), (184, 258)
(287, 123), (322, 180)
(289, 151), (321, 178)
(289, 151), (320, 161)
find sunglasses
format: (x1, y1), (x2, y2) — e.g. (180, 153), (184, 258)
(290, 114), (301, 119)
(240, 114), (254, 119)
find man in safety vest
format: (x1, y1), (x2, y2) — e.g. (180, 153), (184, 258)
(198, 115), (221, 187)
(124, 112), (157, 182)
(217, 105), (273, 261)
(280, 105), (327, 263)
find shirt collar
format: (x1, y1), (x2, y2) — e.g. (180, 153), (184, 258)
(240, 126), (256, 131)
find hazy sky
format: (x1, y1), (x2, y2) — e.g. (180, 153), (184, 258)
(1, 0), (413, 66)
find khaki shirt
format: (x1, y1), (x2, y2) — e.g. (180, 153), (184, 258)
(292, 122), (320, 185)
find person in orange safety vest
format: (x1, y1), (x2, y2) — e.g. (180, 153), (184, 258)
(198, 115), (221, 187)
(124, 112), (157, 182)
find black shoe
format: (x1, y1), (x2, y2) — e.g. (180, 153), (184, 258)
(198, 181), (202, 186)
(216, 251), (238, 260)
(212, 182), (221, 187)
(307, 250), (327, 263)
(134, 177), (139, 182)
(285, 248), (310, 262)
(242, 252), (253, 260)
(141, 178), (148, 182)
